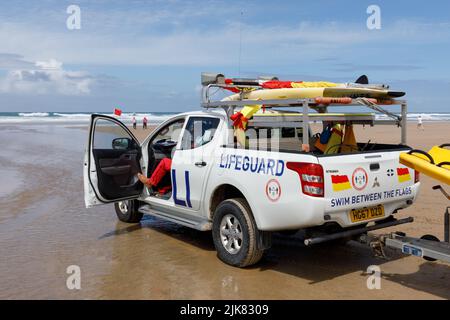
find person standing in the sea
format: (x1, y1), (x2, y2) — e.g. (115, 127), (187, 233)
(132, 115), (137, 130)
(417, 115), (424, 130)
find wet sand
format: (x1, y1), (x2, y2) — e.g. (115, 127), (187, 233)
(0, 122), (449, 299)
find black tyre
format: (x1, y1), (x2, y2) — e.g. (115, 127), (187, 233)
(114, 200), (143, 223)
(212, 198), (264, 267)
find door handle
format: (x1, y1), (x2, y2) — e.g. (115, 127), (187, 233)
(195, 161), (207, 167)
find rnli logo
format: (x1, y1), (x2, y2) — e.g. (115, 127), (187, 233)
(352, 167), (368, 191)
(265, 179), (281, 202)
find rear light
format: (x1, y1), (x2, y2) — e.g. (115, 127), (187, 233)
(414, 170), (420, 183)
(287, 162), (324, 197)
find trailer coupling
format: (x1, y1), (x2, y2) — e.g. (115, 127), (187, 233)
(303, 217), (414, 246)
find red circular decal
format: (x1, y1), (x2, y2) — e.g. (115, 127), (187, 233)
(352, 167), (368, 191)
(265, 179), (281, 202)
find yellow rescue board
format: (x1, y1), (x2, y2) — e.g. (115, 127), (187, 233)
(225, 88), (325, 100)
(400, 146), (450, 185)
(223, 87), (399, 101)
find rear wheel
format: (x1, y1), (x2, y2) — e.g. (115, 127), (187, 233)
(114, 200), (143, 223)
(212, 198), (264, 267)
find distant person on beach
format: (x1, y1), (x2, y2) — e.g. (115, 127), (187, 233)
(417, 115), (424, 130)
(132, 116), (137, 130)
(143, 116), (148, 130)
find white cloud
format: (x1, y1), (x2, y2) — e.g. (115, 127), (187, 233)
(0, 0), (450, 70)
(0, 24), (347, 66)
(1, 16), (449, 68)
(0, 58), (94, 95)
(35, 59), (63, 70)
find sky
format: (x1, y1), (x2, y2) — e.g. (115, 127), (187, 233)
(0, 0), (450, 112)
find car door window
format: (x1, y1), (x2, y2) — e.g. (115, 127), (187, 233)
(150, 118), (185, 146)
(181, 117), (220, 150)
(94, 119), (139, 150)
(148, 118), (185, 169)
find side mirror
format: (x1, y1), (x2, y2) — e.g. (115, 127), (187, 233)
(112, 137), (132, 150)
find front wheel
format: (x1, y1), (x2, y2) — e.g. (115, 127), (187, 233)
(114, 200), (143, 223)
(212, 198), (264, 267)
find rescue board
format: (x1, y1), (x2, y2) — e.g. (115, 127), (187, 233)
(400, 145), (450, 185)
(223, 86), (404, 101)
(226, 75), (386, 88)
(223, 75), (401, 97)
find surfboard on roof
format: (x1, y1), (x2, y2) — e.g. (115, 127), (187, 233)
(222, 75), (405, 101)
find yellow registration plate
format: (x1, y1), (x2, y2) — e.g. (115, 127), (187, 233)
(349, 205), (385, 223)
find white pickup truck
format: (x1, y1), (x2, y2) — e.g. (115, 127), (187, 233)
(84, 87), (420, 267)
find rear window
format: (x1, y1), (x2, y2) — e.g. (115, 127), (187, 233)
(242, 126), (306, 152)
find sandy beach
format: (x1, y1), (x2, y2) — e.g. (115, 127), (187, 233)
(0, 121), (449, 299)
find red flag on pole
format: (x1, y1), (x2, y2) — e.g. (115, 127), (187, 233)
(114, 108), (122, 116)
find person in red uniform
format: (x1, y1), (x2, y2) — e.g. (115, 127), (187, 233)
(137, 118), (215, 194)
(137, 158), (172, 194)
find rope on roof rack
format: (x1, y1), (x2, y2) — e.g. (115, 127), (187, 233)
(356, 97), (400, 122)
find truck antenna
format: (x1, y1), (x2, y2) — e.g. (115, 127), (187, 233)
(238, 10), (243, 77)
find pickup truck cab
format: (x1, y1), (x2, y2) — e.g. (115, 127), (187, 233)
(84, 105), (420, 267)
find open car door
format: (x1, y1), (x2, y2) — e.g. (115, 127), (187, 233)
(84, 114), (143, 207)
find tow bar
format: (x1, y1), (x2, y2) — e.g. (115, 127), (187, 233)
(304, 217), (414, 246)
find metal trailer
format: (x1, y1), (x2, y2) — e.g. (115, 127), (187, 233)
(200, 77), (450, 264)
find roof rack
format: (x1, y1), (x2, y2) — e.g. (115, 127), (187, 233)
(249, 112), (378, 128)
(200, 77), (408, 145)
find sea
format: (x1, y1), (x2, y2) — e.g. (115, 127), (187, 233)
(0, 111), (449, 125)
(0, 111), (178, 125)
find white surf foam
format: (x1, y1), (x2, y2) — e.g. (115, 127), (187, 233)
(375, 113), (450, 121)
(18, 112), (50, 117)
(0, 112), (174, 124)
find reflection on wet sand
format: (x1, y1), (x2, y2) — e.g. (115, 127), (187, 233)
(0, 124), (449, 299)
